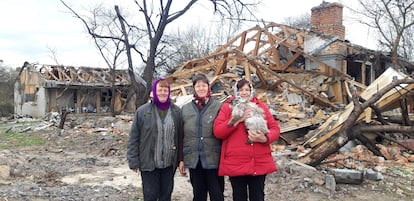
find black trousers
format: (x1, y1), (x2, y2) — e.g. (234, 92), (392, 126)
(140, 166), (175, 201)
(189, 161), (224, 201)
(229, 175), (266, 201)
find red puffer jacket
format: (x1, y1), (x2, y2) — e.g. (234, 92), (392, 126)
(213, 96), (280, 176)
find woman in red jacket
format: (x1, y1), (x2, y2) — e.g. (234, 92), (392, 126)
(213, 79), (280, 201)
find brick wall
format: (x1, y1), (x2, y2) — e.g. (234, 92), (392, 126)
(311, 2), (345, 40)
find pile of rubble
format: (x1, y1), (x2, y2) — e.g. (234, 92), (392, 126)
(165, 23), (414, 174)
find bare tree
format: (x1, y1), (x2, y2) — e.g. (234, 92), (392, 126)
(401, 25), (414, 61)
(156, 11), (253, 77)
(159, 25), (217, 74)
(0, 65), (18, 117)
(47, 46), (61, 65)
(352, 0), (414, 69)
(61, 2), (143, 115)
(61, 0), (259, 108)
(283, 13), (311, 30)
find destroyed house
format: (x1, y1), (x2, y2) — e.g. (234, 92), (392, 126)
(166, 0), (414, 158)
(14, 64), (136, 118)
(167, 2), (414, 109)
(14, 1), (413, 125)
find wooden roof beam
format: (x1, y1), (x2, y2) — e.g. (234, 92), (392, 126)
(252, 31), (262, 56)
(281, 51), (302, 71)
(239, 31), (247, 51)
(214, 56), (228, 76)
(213, 26), (260, 53)
(167, 59), (223, 79)
(235, 51), (338, 109)
(264, 31), (282, 69)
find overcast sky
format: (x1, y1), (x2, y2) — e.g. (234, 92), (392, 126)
(0, 0), (374, 68)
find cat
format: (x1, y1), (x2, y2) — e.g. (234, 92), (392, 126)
(228, 100), (269, 144)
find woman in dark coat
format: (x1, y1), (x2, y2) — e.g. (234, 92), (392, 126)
(127, 78), (183, 201)
(179, 74), (224, 201)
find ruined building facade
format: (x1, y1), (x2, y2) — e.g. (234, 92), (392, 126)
(15, 64), (136, 117)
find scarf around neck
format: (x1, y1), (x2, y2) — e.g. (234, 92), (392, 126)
(154, 108), (175, 168)
(194, 88), (211, 110)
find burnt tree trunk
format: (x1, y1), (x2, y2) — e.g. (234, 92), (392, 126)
(400, 98), (412, 126)
(368, 101), (388, 125)
(59, 108), (68, 129)
(350, 125), (384, 157)
(300, 77), (414, 166)
(359, 125), (414, 134)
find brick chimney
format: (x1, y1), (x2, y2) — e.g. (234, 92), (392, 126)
(310, 1), (345, 40)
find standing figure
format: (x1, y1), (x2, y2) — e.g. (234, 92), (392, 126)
(179, 74), (224, 201)
(127, 78), (183, 201)
(213, 78), (280, 201)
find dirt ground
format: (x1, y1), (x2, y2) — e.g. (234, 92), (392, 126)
(0, 115), (413, 201)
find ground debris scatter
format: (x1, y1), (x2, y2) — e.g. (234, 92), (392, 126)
(0, 115), (413, 201)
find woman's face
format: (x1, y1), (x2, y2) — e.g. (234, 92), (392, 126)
(156, 83), (169, 103)
(238, 84), (251, 101)
(194, 80), (209, 98)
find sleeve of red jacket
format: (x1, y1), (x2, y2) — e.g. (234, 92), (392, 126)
(260, 102), (280, 144)
(213, 102), (239, 140)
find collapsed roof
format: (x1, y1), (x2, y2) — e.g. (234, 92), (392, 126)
(166, 21), (414, 166)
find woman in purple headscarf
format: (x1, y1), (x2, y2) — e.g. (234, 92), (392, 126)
(127, 78), (183, 201)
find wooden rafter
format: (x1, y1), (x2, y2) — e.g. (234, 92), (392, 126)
(282, 51), (302, 71)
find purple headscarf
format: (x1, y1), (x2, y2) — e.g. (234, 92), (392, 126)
(152, 78), (171, 110)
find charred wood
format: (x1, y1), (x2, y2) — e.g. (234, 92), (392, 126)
(300, 77), (414, 166)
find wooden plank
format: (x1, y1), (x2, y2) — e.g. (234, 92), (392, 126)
(264, 31), (282, 69)
(70, 68), (78, 81)
(361, 62), (366, 85)
(96, 90), (101, 113)
(252, 31), (261, 56)
(48, 70), (60, 80)
(180, 86), (188, 96)
(168, 61), (222, 79)
(331, 79), (343, 103)
(114, 91), (122, 113)
(307, 125), (341, 147)
(239, 31), (247, 51)
(171, 83), (192, 91)
(365, 107), (372, 123)
(76, 91), (81, 113)
(251, 59), (338, 109)
(375, 84), (414, 111)
(56, 88), (68, 99)
(281, 51), (301, 71)
(209, 75), (219, 84)
(244, 61), (251, 81)
(254, 64), (268, 89)
(214, 56), (227, 75)
(345, 78), (367, 90)
(57, 68), (65, 80)
(306, 68), (412, 147)
(213, 25), (261, 53)
(280, 121), (313, 133)
(62, 69), (72, 81)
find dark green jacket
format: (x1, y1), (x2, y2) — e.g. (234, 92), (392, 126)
(127, 101), (183, 171)
(181, 99), (222, 169)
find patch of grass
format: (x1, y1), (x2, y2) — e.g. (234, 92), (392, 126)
(129, 187), (143, 200)
(105, 132), (124, 141)
(0, 131), (46, 149)
(109, 133), (128, 150)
